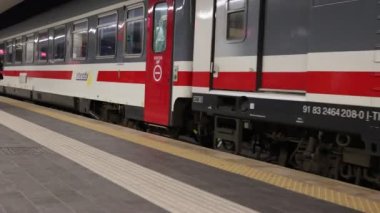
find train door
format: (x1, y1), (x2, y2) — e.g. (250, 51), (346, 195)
(144, 0), (175, 126)
(211, 0), (262, 92)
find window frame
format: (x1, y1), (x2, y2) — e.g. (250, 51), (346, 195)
(36, 30), (49, 63)
(72, 19), (89, 61)
(25, 34), (35, 64)
(14, 37), (23, 64)
(225, 0), (248, 43)
(96, 11), (118, 59)
(5, 39), (14, 65)
(124, 4), (145, 58)
(52, 25), (67, 62)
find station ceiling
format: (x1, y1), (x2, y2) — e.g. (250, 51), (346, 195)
(0, 0), (71, 30)
(0, 0), (24, 14)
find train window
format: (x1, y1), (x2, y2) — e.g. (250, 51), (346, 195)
(226, 0), (246, 41)
(72, 20), (88, 60)
(53, 27), (66, 61)
(97, 12), (117, 57)
(5, 40), (13, 64)
(153, 3), (168, 53)
(25, 35), (34, 63)
(37, 32), (48, 62)
(15, 38), (23, 64)
(228, 0), (245, 10)
(125, 6), (144, 56)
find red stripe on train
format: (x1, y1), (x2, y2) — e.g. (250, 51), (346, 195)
(1, 70), (72, 80)
(262, 72), (307, 91)
(192, 72), (210, 87)
(213, 72), (256, 91)
(47, 69), (380, 98)
(178, 71), (257, 91)
(194, 71), (380, 97)
(307, 71), (380, 97)
(97, 71), (145, 84)
(262, 71), (380, 97)
(2, 70), (380, 97)
(97, 71), (195, 86)
(0, 71), (19, 76)
(192, 72), (257, 91)
(175, 71), (192, 86)
(192, 71), (306, 91)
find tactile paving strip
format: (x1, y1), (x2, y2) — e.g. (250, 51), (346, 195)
(0, 110), (257, 213)
(1, 97), (379, 213)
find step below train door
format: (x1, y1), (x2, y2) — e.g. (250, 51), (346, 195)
(211, 0), (261, 92)
(144, 0), (175, 126)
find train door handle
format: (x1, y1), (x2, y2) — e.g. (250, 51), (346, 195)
(212, 63), (219, 78)
(173, 65), (179, 82)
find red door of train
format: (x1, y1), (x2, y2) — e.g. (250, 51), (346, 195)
(144, 0), (174, 126)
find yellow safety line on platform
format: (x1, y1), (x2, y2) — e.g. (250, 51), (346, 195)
(1, 97), (379, 213)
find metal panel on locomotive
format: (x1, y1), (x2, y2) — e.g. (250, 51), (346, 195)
(192, 0), (380, 187)
(0, 0), (379, 188)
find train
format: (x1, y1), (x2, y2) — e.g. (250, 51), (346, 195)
(0, 0), (379, 187)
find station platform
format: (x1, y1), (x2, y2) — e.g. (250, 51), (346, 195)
(0, 96), (379, 213)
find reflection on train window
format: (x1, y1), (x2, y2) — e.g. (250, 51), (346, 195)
(72, 20), (88, 60)
(5, 41), (13, 64)
(125, 6), (144, 56)
(97, 12), (117, 57)
(53, 27), (66, 61)
(227, 0), (246, 41)
(15, 39), (23, 63)
(153, 3), (168, 53)
(0, 43), (4, 63)
(37, 32), (48, 62)
(25, 35), (34, 63)
(228, 0), (245, 10)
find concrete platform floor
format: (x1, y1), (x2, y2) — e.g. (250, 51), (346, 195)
(0, 96), (378, 213)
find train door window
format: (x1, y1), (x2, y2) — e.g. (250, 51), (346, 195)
(153, 3), (168, 53)
(226, 0), (247, 41)
(15, 38), (23, 64)
(125, 5), (144, 56)
(37, 31), (48, 62)
(72, 20), (88, 60)
(53, 26), (66, 61)
(97, 12), (117, 57)
(5, 40), (13, 64)
(25, 35), (34, 63)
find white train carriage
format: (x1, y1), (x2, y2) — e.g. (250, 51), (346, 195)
(0, 0), (194, 128)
